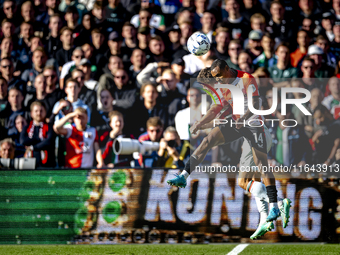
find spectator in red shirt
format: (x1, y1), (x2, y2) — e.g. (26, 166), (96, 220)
(290, 30), (310, 67)
(54, 107), (105, 168)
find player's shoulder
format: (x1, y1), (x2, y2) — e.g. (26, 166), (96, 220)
(236, 70), (256, 85)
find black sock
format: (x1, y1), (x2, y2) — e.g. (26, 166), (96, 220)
(184, 155), (200, 174)
(266, 185), (278, 203)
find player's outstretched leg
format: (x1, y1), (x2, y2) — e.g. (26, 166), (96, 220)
(167, 127), (225, 188)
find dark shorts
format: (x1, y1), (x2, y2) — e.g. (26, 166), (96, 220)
(218, 120), (267, 154)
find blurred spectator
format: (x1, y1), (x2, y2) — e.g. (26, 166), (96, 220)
(2, 0), (18, 25)
(54, 107), (104, 168)
(175, 87), (202, 140)
(102, 110), (134, 167)
(315, 35), (336, 70)
(295, 87), (323, 138)
(223, 0), (250, 41)
(106, 31), (129, 64)
(104, 0), (127, 32)
(246, 30), (263, 61)
(78, 59), (98, 91)
(330, 21), (340, 59)
(121, 22), (137, 51)
(10, 114), (28, 157)
(0, 138), (15, 159)
(138, 116), (164, 167)
(92, 1), (105, 27)
(131, 7), (165, 32)
(128, 83), (168, 137)
(266, 0), (295, 44)
(193, 0), (208, 30)
(148, 35), (168, 62)
(312, 104), (340, 165)
(71, 69), (97, 113)
(0, 87), (30, 135)
(129, 48), (147, 87)
(300, 57), (324, 92)
(157, 69), (187, 126)
(171, 58), (190, 95)
(268, 104), (312, 166)
(200, 10), (216, 42)
(322, 77), (340, 118)
(21, 48), (48, 92)
(91, 89), (116, 149)
(46, 14), (63, 59)
(1, 20), (16, 40)
(0, 58), (24, 93)
(0, 77), (8, 112)
(183, 49), (214, 74)
(321, 12), (335, 42)
(253, 32), (276, 69)
(249, 13), (266, 33)
(252, 67), (272, 96)
(65, 6), (79, 30)
(268, 43), (298, 85)
(178, 20), (193, 48)
(52, 78), (91, 122)
(238, 51), (254, 73)
(43, 66), (66, 117)
(24, 74), (47, 109)
(137, 61), (169, 85)
(307, 44), (333, 79)
(98, 56), (122, 90)
(290, 29), (310, 68)
(59, 47), (84, 88)
(20, 101), (55, 167)
(137, 26), (151, 51)
(155, 126), (189, 167)
(213, 27), (230, 60)
(20, 1), (48, 38)
(226, 39), (242, 69)
(91, 28), (106, 56)
(56, 27), (75, 71)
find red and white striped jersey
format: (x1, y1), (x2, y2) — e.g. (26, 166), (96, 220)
(64, 125), (99, 168)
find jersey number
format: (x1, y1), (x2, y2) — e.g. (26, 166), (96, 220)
(253, 133), (263, 145)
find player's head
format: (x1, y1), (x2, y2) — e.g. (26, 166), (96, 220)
(109, 110), (124, 133)
(197, 67), (215, 87)
(146, 117), (164, 142)
(73, 107), (88, 131)
(210, 59), (230, 82)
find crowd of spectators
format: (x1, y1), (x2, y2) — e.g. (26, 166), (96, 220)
(0, 0), (340, 170)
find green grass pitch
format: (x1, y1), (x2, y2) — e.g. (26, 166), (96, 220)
(0, 244), (338, 255)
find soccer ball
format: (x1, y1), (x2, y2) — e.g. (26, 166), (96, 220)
(187, 32), (211, 56)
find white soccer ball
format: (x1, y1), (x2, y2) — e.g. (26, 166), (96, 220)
(187, 32), (211, 56)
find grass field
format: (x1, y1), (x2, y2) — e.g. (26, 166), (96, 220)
(0, 244), (339, 255)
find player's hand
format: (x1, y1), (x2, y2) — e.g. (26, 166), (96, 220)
(190, 121), (201, 135)
(235, 118), (245, 129)
(107, 163), (114, 168)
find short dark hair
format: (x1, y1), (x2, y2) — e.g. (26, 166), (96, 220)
(197, 67), (215, 85)
(210, 59), (228, 72)
(65, 78), (80, 88)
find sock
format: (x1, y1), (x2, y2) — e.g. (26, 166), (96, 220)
(255, 197), (269, 225)
(180, 170), (189, 179)
(249, 181), (269, 225)
(183, 155), (200, 175)
(266, 185), (278, 203)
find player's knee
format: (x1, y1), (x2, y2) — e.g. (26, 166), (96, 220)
(201, 137), (211, 151)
